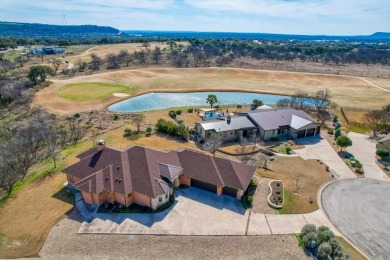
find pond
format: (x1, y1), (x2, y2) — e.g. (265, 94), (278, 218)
(108, 92), (290, 112)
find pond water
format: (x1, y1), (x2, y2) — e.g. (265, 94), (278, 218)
(108, 92), (290, 112)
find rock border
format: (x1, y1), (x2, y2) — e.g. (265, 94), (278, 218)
(267, 180), (284, 209)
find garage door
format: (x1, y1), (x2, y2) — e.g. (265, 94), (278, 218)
(223, 186), (237, 197)
(297, 130), (306, 138)
(306, 128), (315, 137)
(191, 179), (217, 193)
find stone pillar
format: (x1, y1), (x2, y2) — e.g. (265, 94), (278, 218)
(217, 186), (223, 195)
(236, 190), (244, 200)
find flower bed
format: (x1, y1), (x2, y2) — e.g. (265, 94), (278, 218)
(267, 180), (284, 209)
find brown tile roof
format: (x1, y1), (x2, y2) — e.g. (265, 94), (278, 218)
(63, 145), (255, 198)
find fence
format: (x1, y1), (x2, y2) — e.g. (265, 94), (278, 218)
(340, 107), (369, 129)
(340, 107), (349, 124)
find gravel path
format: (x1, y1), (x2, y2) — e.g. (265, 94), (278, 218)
(251, 176), (277, 214)
(37, 209), (308, 260)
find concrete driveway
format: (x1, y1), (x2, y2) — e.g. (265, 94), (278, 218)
(322, 179), (390, 260)
(347, 132), (389, 180)
(79, 187), (337, 236)
(294, 136), (355, 179)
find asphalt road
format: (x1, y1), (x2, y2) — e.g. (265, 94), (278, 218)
(322, 179), (390, 260)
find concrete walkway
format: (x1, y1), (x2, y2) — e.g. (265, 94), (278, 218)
(347, 132), (389, 181)
(294, 136), (356, 179)
(78, 187), (338, 236)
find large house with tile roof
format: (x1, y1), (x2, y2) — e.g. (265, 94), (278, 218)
(63, 141), (256, 210)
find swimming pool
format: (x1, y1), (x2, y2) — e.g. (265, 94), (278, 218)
(108, 91), (290, 113)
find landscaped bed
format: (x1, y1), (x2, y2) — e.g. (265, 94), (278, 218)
(257, 156), (331, 214)
(268, 180), (284, 209)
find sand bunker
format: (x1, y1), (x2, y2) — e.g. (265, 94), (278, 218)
(113, 93), (130, 97)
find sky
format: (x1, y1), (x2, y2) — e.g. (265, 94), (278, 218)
(0, 0), (389, 35)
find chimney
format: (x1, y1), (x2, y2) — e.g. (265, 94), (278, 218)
(227, 116), (231, 124)
(96, 140), (106, 151)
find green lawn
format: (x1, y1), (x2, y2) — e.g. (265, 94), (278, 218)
(57, 82), (136, 101)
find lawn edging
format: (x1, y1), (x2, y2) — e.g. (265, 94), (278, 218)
(267, 180), (284, 209)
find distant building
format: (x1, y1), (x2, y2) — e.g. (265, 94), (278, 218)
(196, 108), (321, 143)
(30, 46), (65, 55)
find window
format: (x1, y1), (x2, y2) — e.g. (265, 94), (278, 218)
(272, 130), (275, 135)
(159, 196), (162, 202)
(224, 132), (227, 137)
(165, 194), (168, 199)
(234, 130), (238, 135)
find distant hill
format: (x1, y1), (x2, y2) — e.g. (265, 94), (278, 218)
(0, 21), (126, 38)
(124, 30), (390, 41)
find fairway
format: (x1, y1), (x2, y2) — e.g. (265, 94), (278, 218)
(35, 67), (390, 114)
(57, 82), (133, 101)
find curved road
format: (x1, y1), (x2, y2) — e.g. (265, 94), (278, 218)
(322, 178), (390, 260)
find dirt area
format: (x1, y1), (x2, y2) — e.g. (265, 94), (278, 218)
(33, 67), (390, 115)
(218, 144), (260, 156)
(251, 176), (277, 214)
(0, 174), (74, 258)
(257, 156), (331, 214)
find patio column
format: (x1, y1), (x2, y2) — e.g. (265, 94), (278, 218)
(304, 129), (308, 138)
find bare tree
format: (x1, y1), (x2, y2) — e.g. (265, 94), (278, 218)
(132, 114), (145, 133)
(294, 90), (309, 108)
(236, 144), (259, 165)
(67, 117), (84, 145)
(89, 53), (103, 71)
(118, 49), (133, 66)
(203, 132), (222, 156)
(50, 58), (62, 71)
(76, 58), (88, 71)
(106, 53), (120, 69)
(364, 110), (387, 136)
(134, 50), (147, 65)
(46, 129), (61, 169)
(151, 46), (162, 64)
(141, 40), (150, 51)
(311, 89), (331, 113)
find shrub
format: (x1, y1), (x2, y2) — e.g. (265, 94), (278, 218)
(285, 146), (293, 154)
(355, 162), (363, 169)
(301, 224), (317, 237)
(332, 115), (338, 123)
(241, 194), (253, 209)
(302, 231), (317, 248)
(73, 113), (80, 118)
(318, 242), (332, 257)
(168, 110), (176, 119)
(113, 115), (119, 120)
(376, 148), (389, 158)
(327, 129), (334, 135)
(270, 137), (279, 141)
(335, 122), (341, 129)
(316, 226), (335, 246)
(187, 107), (193, 113)
(336, 136), (352, 151)
(176, 110), (182, 115)
(146, 127), (152, 135)
(123, 128), (132, 137)
(155, 118), (189, 141)
(334, 128), (341, 140)
(237, 104), (242, 109)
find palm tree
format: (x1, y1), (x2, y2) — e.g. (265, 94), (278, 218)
(206, 94), (218, 108)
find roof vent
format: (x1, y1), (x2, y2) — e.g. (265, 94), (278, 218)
(115, 178), (119, 182)
(106, 177), (109, 181)
(118, 179), (122, 183)
(227, 116), (231, 124)
(117, 166), (121, 170)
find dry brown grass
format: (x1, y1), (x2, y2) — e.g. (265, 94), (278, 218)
(63, 42), (188, 64)
(0, 174), (74, 258)
(334, 109), (371, 134)
(34, 67), (390, 115)
(257, 156), (331, 214)
(337, 237), (367, 260)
